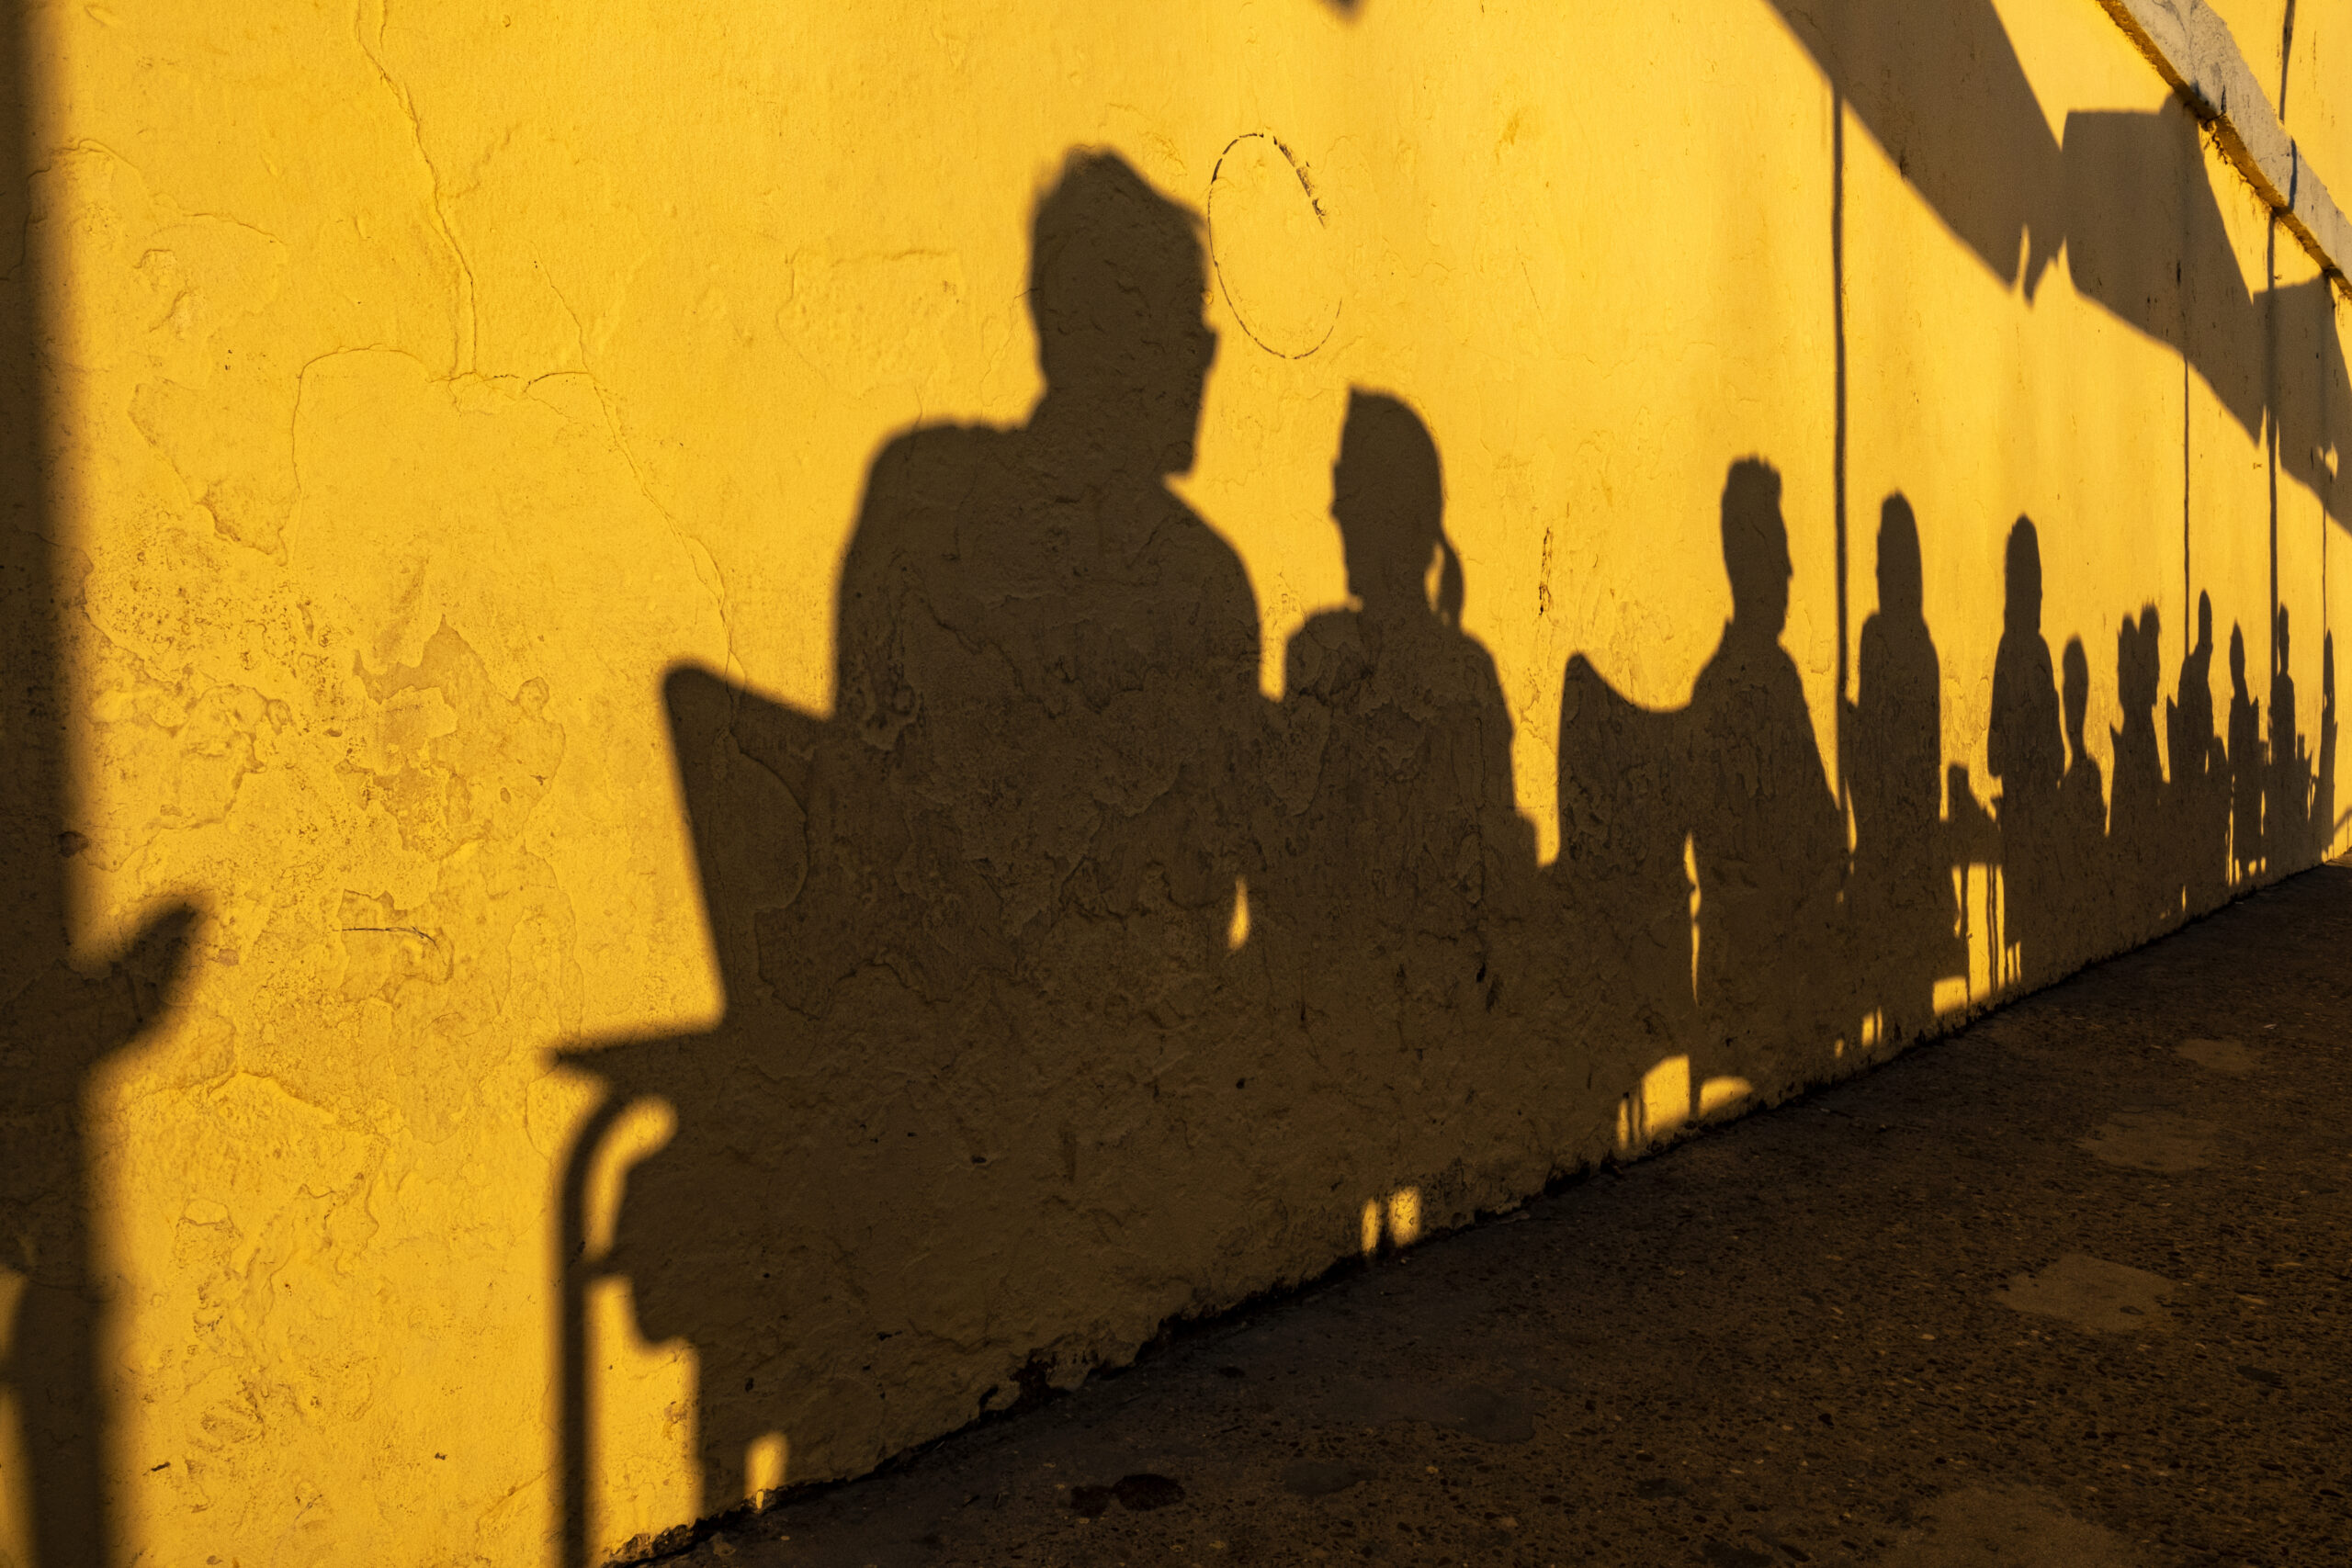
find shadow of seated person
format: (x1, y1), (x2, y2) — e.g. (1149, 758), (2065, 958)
(2167, 592), (2228, 917)
(1840, 494), (1959, 1050)
(1274, 391), (1534, 1062)
(2056, 636), (2109, 942)
(2269, 605), (2307, 874)
(1553, 650), (1695, 1093)
(1989, 517), (2064, 984)
(2228, 623), (2262, 881)
(2109, 608), (2169, 942)
(559, 148), (1274, 1516)
(797, 147), (1263, 1011)
(1686, 458), (1845, 1094)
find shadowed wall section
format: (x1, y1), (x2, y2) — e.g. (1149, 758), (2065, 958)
(1, 1), (2346, 1564)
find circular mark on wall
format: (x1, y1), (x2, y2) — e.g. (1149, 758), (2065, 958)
(1207, 133), (1340, 359)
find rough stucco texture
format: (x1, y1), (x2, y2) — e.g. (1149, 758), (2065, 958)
(0, 0), (2347, 1565)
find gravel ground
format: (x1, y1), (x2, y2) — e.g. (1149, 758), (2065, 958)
(650, 863), (2352, 1568)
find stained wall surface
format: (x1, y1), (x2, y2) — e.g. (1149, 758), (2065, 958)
(0, 1), (2346, 1564)
(2207, 0), (2342, 168)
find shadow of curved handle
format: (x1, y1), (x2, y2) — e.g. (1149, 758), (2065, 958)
(551, 1072), (649, 1568)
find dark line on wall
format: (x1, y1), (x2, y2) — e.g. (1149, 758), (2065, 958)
(2267, 213), (2281, 684)
(2184, 350), (2193, 631)
(2278, 0), (2298, 122)
(342, 925), (439, 946)
(1832, 90), (1850, 819)
(2179, 117), (2195, 637)
(557, 1088), (633, 1568)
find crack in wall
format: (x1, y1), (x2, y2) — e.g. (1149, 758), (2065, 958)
(353, 0), (479, 372)
(539, 272), (750, 689)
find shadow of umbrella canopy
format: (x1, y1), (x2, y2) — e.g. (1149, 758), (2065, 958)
(2063, 108), (2262, 436)
(1762, 0), (2065, 289)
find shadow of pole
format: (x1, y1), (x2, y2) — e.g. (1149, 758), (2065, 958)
(0, 6), (93, 1560)
(555, 1085), (636, 1568)
(1833, 86), (1850, 824)
(1, 9), (201, 1564)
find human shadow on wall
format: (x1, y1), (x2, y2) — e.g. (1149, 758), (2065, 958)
(1988, 519), (2068, 983)
(560, 146), (1262, 1532)
(1772, 0), (2351, 898)
(1555, 477), (2319, 1134)
(2110, 606), (2171, 942)
(1558, 482), (2032, 1119)
(2269, 605), (2312, 869)
(1983, 525), (2225, 985)
(2186, 607), (2340, 890)
(2229, 623), (2266, 880)
(1267, 389), (1536, 1092)
(1557, 465), (1867, 1133)
(2169, 592), (2232, 918)
(1841, 496), (1961, 1053)
(2058, 635), (2109, 938)
(1684, 462), (1847, 1091)
(554, 118), (2346, 1568)
(0, 17), (200, 1568)
(555, 151), (1546, 1554)
(1557, 481), (2298, 1092)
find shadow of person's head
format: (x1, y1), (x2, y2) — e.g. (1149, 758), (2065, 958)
(1876, 492), (1923, 622)
(2277, 604), (2292, 674)
(2230, 622), (2248, 693)
(1029, 150), (1216, 479)
(1331, 389), (1461, 626)
(2120, 606), (2159, 715)
(1722, 457), (1791, 639)
(2063, 635), (2090, 761)
(2003, 516), (2042, 636)
(2197, 590), (2213, 654)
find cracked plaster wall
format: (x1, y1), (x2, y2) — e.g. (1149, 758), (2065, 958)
(0, 1), (2346, 1565)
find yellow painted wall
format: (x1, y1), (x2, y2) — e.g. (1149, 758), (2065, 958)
(2198, 0), (2352, 240)
(1, 1), (2345, 1564)
(2281, 4), (2352, 192)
